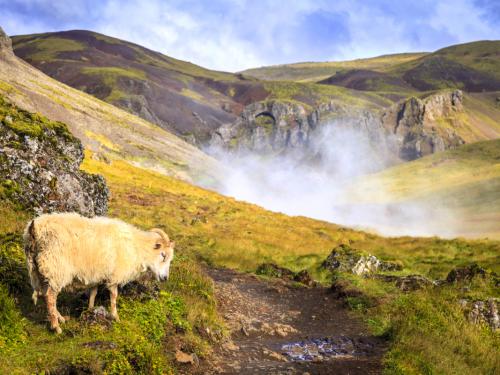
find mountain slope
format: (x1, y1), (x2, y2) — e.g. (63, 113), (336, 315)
(241, 53), (427, 82)
(11, 30), (260, 142)
(0, 27), (218, 182)
(347, 140), (500, 238)
(243, 41), (500, 93)
(11, 30), (416, 145)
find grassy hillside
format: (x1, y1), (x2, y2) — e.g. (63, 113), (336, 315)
(83, 152), (498, 374)
(0, 35), (219, 183)
(1, 30), (498, 374)
(348, 140), (500, 239)
(1, 147), (498, 373)
(393, 40), (500, 90)
(11, 30), (253, 141)
(241, 53), (427, 82)
(12, 30), (401, 140)
(244, 41), (500, 93)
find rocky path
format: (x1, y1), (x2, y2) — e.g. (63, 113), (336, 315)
(202, 268), (386, 375)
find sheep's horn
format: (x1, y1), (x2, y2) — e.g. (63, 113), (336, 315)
(150, 228), (170, 243)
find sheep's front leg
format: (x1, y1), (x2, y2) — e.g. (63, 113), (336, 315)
(45, 287), (62, 334)
(88, 286), (98, 309)
(108, 285), (120, 321)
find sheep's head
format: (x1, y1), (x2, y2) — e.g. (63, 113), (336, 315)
(148, 228), (175, 281)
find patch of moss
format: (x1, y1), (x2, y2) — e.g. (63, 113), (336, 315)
(0, 96), (75, 142)
(81, 66), (147, 81)
(0, 180), (22, 201)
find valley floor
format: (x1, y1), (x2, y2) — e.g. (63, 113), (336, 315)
(199, 268), (386, 374)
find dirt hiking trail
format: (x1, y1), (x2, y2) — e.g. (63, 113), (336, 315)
(200, 267), (386, 375)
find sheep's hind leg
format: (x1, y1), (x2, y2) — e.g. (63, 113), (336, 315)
(108, 285), (120, 322)
(45, 287), (62, 334)
(88, 286), (98, 309)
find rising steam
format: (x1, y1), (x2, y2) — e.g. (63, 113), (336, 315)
(205, 120), (459, 238)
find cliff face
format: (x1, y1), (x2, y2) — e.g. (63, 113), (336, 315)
(210, 100), (316, 152)
(0, 97), (108, 216)
(210, 90), (467, 162)
(382, 90), (465, 160)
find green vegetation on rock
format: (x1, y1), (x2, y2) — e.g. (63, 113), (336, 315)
(0, 96), (74, 141)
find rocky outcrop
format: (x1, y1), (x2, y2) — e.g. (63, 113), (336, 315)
(381, 90), (465, 160)
(211, 99), (388, 154)
(210, 100), (316, 152)
(255, 263), (316, 286)
(459, 298), (499, 330)
(446, 263), (487, 283)
(0, 26), (13, 58)
(0, 97), (108, 216)
(321, 244), (402, 276)
(210, 90), (466, 162)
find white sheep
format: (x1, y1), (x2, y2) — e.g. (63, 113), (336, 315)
(23, 212), (175, 333)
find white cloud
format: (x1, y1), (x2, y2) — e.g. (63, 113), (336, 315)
(0, 0), (499, 71)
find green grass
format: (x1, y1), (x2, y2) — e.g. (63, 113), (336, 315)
(15, 37), (85, 62)
(354, 276), (500, 375)
(242, 53), (427, 82)
(262, 80), (387, 108)
(422, 41), (500, 80)
(0, 226), (221, 374)
(1, 149), (498, 373)
(81, 153), (499, 374)
(81, 66), (147, 102)
(180, 88), (205, 102)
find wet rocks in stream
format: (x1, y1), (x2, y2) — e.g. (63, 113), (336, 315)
(281, 336), (376, 362)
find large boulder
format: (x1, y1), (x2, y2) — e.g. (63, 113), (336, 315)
(0, 97), (108, 216)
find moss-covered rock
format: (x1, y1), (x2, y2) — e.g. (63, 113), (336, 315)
(0, 96), (108, 216)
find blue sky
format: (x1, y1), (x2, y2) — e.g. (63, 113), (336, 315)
(0, 0), (499, 72)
